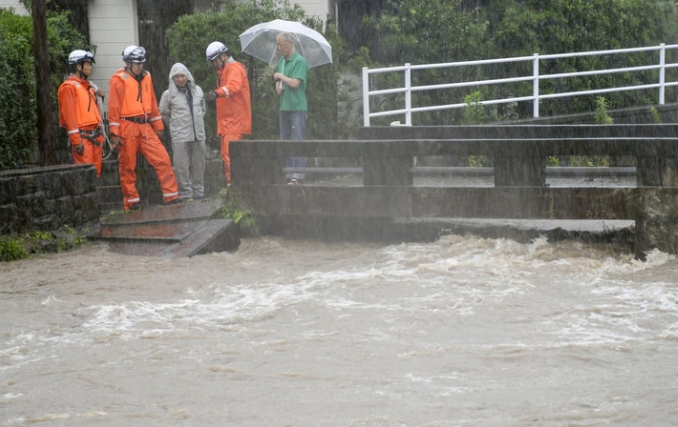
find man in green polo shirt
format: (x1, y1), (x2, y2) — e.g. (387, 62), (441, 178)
(273, 31), (308, 185)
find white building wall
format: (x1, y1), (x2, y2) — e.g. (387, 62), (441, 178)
(294, 0), (329, 21)
(89, 0), (138, 112)
(0, 0), (27, 15)
(229, 0), (330, 22)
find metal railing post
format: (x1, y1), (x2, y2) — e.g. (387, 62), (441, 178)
(405, 63), (412, 125)
(659, 43), (666, 105)
(533, 53), (540, 118)
(362, 67), (370, 127)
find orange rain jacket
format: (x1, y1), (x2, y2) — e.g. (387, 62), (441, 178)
(214, 59), (252, 184)
(108, 69), (178, 209)
(108, 69), (164, 135)
(215, 59), (252, 136)
(57, 75), (104, 176)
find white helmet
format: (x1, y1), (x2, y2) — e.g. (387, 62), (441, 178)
(122, 45), (146, 63)
(68, 49), (95, 65)
(206, 41), (228, 62)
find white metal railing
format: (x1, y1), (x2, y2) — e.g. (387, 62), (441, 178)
(362, 44), (678, 126)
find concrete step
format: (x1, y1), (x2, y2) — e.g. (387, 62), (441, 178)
(89, 198), (240, 257)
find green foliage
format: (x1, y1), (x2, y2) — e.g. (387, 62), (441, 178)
(0, 7), (89, 170)
(568, 155), (609, 167)
(217, 188), (259, 236)
(0, 10), (38, 170)
(0, 225), (87, 262)
(650, 106), (662, 123)
(547, 156), (560, 167)
(462, 91), (488, 125)
(359, 0), (678, 122)
(486, 0), (678, 117)
(362, 0), (491, 126)
(0, 237), (29, 261)
(594, 96), (613, 125)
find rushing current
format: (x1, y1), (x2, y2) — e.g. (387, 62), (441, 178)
(1, 234), (677, 427)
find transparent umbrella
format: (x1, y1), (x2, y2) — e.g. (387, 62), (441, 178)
(239, 19), (332, 69)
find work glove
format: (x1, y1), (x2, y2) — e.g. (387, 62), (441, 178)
(205, 90), (217, 102)
(73, 143), (84, 155)
(110, 135), (122, 150)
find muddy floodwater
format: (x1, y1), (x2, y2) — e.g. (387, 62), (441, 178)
(1, 235), (677, 427)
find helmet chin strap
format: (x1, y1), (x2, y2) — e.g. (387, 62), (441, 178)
(126, 64), (143, 79)
(76, 64), (88, 80)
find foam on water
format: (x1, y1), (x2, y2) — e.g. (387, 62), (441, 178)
(59, 235), (674, 352)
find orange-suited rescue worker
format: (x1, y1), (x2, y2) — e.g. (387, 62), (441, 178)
(57, 50), (104, 177)
(205, 41), (252, 186)
(108, 45), (180, 211)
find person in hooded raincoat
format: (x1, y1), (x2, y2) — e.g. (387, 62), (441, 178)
(159, 63), (207, 201)
(205, 41), (252, 186)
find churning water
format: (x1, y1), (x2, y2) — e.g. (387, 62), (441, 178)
(1, 235), (677, 426)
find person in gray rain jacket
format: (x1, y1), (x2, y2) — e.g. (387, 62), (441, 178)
(159, 63), (207, 201)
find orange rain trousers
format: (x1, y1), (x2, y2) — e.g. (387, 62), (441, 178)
(220, 132), (244, 185)
(117, 121), (179, 210)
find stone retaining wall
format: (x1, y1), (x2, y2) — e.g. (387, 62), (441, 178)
(0, 164), (99, 235)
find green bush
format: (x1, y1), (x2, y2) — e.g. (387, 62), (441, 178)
(0, 10), (38, 170)
(217, 188), (258, 236)
(359, 0), (678, 123)
(0, 226), (87, 262)
(0, 236), (29, 261)
(0, 8), (89, 171)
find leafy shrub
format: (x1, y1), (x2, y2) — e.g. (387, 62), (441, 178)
(0, 226), (87, 262)
(217, 188), (258, 236)
(594, 96), (613, 125)
(0, 10), (38, 170)
(0, 8), (89, 170)
(359, 0), (678, 122)
(0, 236), (29, 261)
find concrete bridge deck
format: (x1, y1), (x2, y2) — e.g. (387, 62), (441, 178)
(230, 124), (678, 259)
